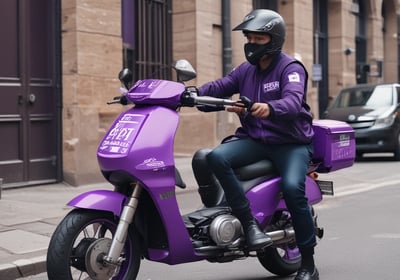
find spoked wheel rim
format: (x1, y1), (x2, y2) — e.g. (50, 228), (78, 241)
(69, 218), (133, 280)
(256, 210), (301, 276)
(275, 245), (301, 263)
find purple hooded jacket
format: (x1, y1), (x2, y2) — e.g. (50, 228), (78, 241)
(198, 53), (314, 145)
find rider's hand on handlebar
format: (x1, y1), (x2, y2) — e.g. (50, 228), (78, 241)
(249, 103), (271, 119)
(229, 96), (252, 116)
(231, 97), (270, 119)
(227, 105), (246, 115)
(231, 99), (270, 119)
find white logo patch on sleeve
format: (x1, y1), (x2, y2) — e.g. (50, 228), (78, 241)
(288, 72), (300, 82)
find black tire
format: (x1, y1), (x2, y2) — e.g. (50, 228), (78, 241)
(47, 208), (141, 280)
(257, 211), (301, 276)
(257, 245), (301, 276)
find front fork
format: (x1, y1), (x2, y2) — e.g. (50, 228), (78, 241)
(104, 182), (142, 265)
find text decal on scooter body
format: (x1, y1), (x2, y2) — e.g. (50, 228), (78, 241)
(136, 157), (166, 170)
(132, 79), (162, 93)
(332, 133), (355, 161)
(98, 113), (146, 156)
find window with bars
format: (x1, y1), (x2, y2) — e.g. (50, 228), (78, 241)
(253, 0), (277, 10)
(123, 0), (172, 82)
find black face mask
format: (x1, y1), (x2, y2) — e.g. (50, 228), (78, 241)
(244, 42), (279, 65)
(244, 43), (270, 65)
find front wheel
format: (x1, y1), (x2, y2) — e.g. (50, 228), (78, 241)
(46, 208), (141, 280)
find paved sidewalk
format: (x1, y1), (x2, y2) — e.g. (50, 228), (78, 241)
(0, 157), (195, 279)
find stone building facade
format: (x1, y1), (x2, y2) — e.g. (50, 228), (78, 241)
(60, 0), (400, 186)
(61, 0), (123, 185)
(173, 0), (399, 154)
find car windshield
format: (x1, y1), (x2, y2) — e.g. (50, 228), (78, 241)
(334, 85), (394, 109)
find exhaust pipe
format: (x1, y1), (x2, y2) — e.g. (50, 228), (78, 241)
(267, 228), (296, 245)
(194, 228), (296, 256)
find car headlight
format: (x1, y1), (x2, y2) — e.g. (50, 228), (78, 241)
(373, 114), (396, 129)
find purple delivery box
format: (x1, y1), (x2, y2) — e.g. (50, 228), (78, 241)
(312, 119), (356, 172)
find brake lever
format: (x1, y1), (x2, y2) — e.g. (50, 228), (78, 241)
(236, 96), (254, 111)
(107, 96), (128, 105)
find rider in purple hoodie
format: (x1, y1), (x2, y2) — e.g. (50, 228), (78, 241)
(198, 9), (318, 280)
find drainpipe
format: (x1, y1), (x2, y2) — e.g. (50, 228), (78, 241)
(222, 0), (232, 76)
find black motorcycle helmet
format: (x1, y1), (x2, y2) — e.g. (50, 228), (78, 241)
(233, 9), (286, 55)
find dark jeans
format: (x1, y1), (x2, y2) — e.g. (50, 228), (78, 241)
(206, 137), (316, 249)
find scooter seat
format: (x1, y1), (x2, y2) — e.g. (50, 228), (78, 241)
(234, 159), (277, 180)
(192, 148), (279, 207)
(192, 148), (278, 181)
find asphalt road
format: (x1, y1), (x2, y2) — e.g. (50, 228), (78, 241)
(135, 154), (400, 280)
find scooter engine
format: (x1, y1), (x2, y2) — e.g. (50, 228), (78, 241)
(209, 214), (242, 246)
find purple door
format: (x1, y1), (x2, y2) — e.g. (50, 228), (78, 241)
(0, 0), (61, 188)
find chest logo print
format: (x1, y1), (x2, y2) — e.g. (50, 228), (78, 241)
(263, 81), (280, 92)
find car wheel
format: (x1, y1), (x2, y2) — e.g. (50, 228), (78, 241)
(394, 132), (400, 161)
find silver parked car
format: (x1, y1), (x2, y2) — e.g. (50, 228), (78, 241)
(323, 83), (400, 160)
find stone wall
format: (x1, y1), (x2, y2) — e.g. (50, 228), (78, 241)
(173, 0), (252, 155)
(62, 0), (122, 185)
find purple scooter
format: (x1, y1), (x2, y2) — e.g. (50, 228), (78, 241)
(46, 60), (356, 280)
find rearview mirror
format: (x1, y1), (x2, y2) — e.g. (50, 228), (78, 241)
(174, 59), (197, 82)
(118, 68), (133, 89)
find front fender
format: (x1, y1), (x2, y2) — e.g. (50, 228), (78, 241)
(67, 190), (127, 217)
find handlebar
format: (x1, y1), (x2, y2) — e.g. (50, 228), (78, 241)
(105, 85), (254, 111)
(181, 88), (254, 112)
(193, 96), (237, 107)
(192, 96), (237, 112)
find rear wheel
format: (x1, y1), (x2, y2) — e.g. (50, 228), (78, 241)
(257, 211), (301, 276)
(47, 208), (141, 280)
(257, 242), (301, 276)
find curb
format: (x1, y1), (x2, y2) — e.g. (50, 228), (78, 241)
(0, 255), (46, 280)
